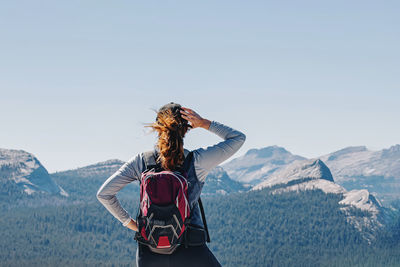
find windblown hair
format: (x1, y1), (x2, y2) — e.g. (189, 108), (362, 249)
(146, 108), (191, 170)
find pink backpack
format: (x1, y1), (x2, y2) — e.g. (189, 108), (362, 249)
(135, 151), (193, 254)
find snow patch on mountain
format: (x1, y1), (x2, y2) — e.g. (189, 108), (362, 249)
(59, 186), (69, 197)
(23, 185), (35, 195)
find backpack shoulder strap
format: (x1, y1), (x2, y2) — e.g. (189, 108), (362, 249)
(142, 150), (158, 170)
(183, 151), (211, 243)
(182, 151), (194, 172)
(198, 197), (211, 243)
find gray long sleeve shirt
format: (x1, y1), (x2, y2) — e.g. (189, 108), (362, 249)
(96, 120), (246, 227)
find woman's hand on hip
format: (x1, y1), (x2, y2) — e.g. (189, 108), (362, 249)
(125, 219), (139, 232)
(180, 107), (211, 130)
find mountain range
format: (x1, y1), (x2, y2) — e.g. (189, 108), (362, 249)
(1, 145), (399, 266)
(1, 144), (400, 206)
(222, 145), (400, 204)
(320, 145), (400, 203)
(252, 158), (384, 241)
(222, 146), (305, 185)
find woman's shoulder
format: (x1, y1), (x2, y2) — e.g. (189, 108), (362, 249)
(184, 148), (191, 157)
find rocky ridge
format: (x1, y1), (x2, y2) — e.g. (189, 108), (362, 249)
(0, 148), (67, 196)
(252, 158), (384, 240)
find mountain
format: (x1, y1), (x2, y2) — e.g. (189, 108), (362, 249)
(50, 159), (134, 201)
(5, 143), (400, 210)
(320, 145), (400, 204)
(202, 166), (245, 195)
(253, 159), (334, 189)
(222, 146), (306, 185)
(253, 158), (384, 240)
(0, 148), (67, 198)
(51, 159), (243, 200)
(221, 144), (400, 205)
(1, 148), (400, 266)
(58, 159), (125, 179)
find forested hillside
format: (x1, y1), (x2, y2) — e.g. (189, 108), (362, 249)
(1, 188), (399, 267)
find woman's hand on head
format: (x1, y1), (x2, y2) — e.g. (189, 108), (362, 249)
(180, 107), (211, 129)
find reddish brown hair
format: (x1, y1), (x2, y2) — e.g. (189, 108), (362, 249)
(146, 106), (191, 170)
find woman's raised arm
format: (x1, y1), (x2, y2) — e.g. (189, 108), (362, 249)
(180, 107), (246, 182)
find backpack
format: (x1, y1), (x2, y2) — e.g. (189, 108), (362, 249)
(134, 150), (210, 255)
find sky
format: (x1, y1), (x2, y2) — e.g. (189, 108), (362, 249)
(1, 0), (399, 172)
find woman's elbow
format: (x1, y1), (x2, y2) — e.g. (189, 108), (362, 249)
(231, 132), (246, 152)
(96, 188), (109, 203)
(96, 190), (104, 202)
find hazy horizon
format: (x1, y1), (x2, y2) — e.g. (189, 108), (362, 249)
(2, 142), (399, 173)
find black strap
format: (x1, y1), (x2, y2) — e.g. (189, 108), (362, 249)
(182, 151), (193, 172)
(198, 197), (210, 243)
(182, 151), (210, 243)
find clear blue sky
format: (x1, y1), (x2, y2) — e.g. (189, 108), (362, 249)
(1, 0), (399, 172)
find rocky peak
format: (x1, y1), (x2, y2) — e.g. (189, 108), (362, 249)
(339, 189), (382, 213)
(253, 158), (334, 190)
(252, 157), (384, 240)
(0, 148), (66, 196)
(223, 146), (306, 184)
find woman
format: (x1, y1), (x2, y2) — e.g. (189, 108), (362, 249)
(97, 102), (246, 267)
